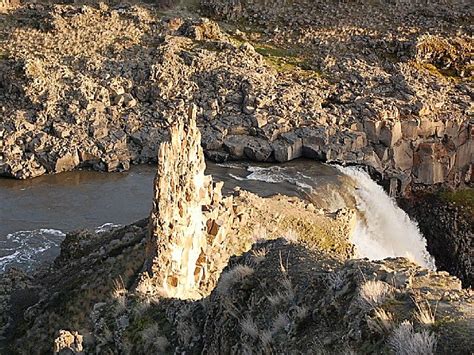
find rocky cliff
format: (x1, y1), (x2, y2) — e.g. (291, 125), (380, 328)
(400, 190), (473, 288)
(0, 0), (472, 195)
(1, 111), (472, 354)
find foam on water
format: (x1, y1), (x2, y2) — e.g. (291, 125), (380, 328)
(0, 223), (123, 272)
(95, 223), (122, 234)
(0, 229), (66, 272)
(339, 166), (436, 269)
(246, 166), (314, 191)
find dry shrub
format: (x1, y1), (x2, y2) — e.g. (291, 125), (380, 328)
(216, 264), (254, 295)
(358, 280), (394, 310)
(413, 299), (436, 326)
(367, 307), (394, 335)
(388, 321), (437, 355)
(240, 316), (259, 338)
(141, 324), (170, 352)
(271, 313), (290, 333)
(327, 271), (345, 291)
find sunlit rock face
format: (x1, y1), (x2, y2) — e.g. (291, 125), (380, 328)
(141, 106), (235, 299)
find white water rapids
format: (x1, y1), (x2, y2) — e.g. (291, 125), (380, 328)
(222, 163), (436, 269)
(0, 162), (436, 272)
(339, 166), (435, 269)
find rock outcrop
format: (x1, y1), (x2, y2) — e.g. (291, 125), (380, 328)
(139, 106), (237, 299)
(400, 190), (473, 288)
(0, 1), (472, 195)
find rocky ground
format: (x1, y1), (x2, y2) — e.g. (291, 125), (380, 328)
(0, 0), (473, 353)
(1, 109), (472, 354)
(0, 0), (472, 195)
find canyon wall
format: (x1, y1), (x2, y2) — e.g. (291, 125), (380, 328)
(0, 2), (471, 195)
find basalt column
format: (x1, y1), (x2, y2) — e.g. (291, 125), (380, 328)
(140, 106), (235, 299)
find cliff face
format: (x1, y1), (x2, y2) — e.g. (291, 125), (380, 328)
(400, 191), (473, 288)
(0, 0), (472, 194)
(0, 113), (358, 353)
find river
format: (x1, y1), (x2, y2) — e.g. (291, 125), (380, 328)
(0, 160), (434, 272)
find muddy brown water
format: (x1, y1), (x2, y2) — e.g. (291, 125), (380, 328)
(0, 160), (345, 271)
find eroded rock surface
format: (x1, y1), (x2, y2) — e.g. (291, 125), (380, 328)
(139, 106), (237, 299)
(400, 190), (473, 288)
(0, 103), (471, 354)
(0, 1), (471, 194)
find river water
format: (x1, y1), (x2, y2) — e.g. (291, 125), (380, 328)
(0, 160), (434, 272)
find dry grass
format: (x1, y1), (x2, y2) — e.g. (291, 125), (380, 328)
(267, 278), (295, 307)
(260, 330), (273, 350)
(216, 265), (255, 295)
(250, 247), (268, 266)
(413, 299), (436, 327)
(281, 229), (299, 243)
(388, 321), (437, 355)
(112, 277), (128, 313)
(367, 307), (394, 335)
(112, 277), (127, 299)
(272, 313), (290, 333)
(240, 316), (259, 338)
(358, 280), (394, 310)
(141, 324), (170, 352)
(293, 305), (309, 321)
(132, 295), (161, 317)
(327, 271), (345, 291)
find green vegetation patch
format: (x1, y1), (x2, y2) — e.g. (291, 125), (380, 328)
(439, 188), (474, 213)
(253, 43), (318, 75)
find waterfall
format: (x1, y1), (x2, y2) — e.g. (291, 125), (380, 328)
(340, 166), (436, 269)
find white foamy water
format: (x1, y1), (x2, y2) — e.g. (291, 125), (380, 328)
(246, 166), (314, 188)
(95, 223), (122, 234)
(0, 223), (123, 272)
(0, 229), (66, 272)
(340, 166), (435, 269)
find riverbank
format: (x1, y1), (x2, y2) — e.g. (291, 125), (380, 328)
(0, 0), (472, 194)
(1, 114), (472, 354)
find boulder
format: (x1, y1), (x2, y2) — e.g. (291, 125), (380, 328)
(418, 120), (437, 138)
(363, 120), (383, 142)
(53, 330), (83, 354)
(412, 142), (452, 184)
(272, 132), (303, 162)
(243, 137), (273, 161)
(223, 135), (246, 159)
(55, 151), (80, 173)
(392, 140), (413, 172)
(400, 119), (418, 140)
(302, 129), (327, 160)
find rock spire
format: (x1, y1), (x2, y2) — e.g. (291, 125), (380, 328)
(140, 106), (235, 299)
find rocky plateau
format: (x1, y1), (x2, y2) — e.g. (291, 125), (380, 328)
(0, 0), (472, 196)
(0, 0), (473, 354)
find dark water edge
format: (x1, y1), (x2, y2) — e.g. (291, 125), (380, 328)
(0, 160), (343, 271)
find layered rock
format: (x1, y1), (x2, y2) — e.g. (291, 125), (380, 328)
(0, 1), (472, 194)
(139, 106), (236, 299)
(400, 191), (473, 288)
